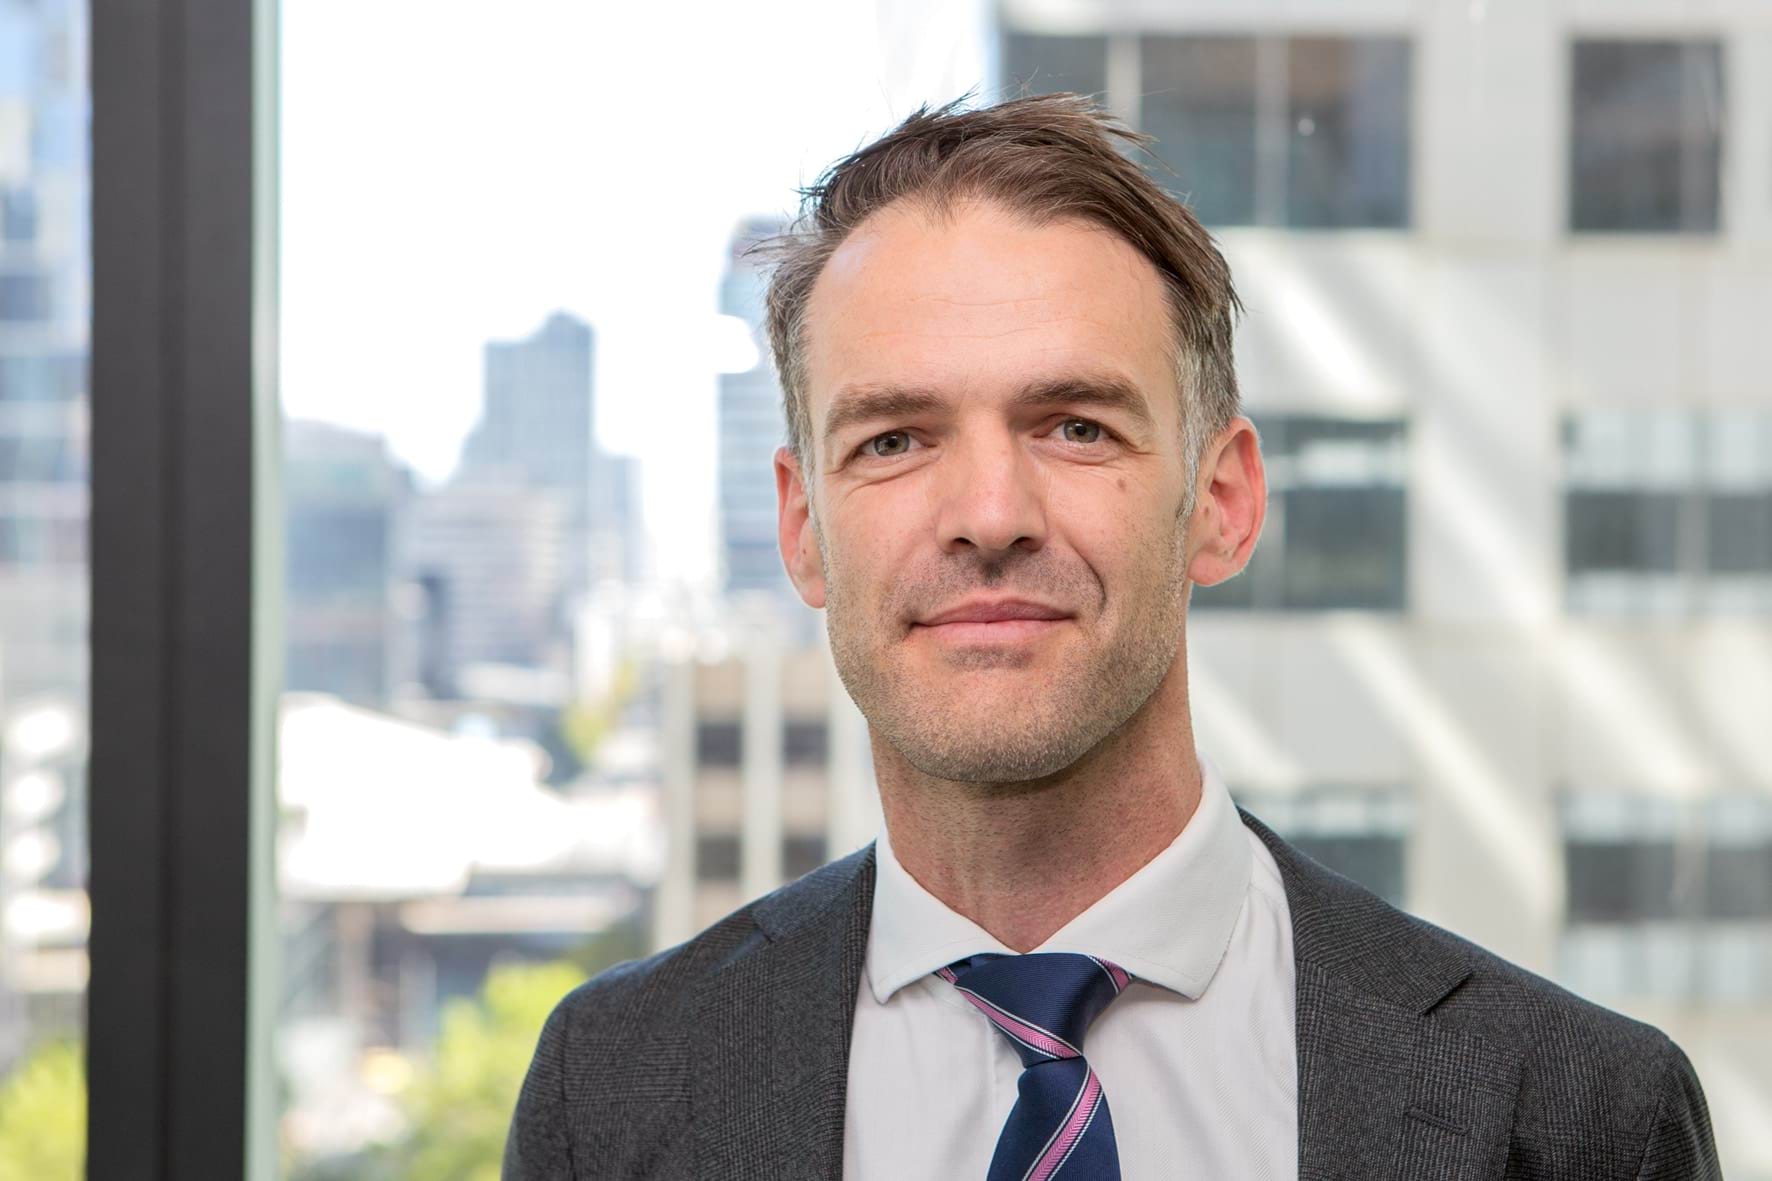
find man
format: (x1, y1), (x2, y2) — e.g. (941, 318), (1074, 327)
(505, 94), (1719, 1180)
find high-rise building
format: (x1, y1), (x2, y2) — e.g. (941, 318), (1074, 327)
(0, 0), (89, 712)
(408, 312), (642, 698)
(404, 473), (573, 698)
(0, 0), (89, 1074)
(284, 419), (411, 707)
(716, 218), (796, 606)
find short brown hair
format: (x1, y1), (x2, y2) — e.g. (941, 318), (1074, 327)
(762, 92), (1242, 488)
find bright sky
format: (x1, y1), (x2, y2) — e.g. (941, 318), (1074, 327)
(279, 0), (990, 587)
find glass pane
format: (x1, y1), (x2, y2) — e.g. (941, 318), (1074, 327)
(1140, 36), (1259, 226)
(1570, 39), (1723, 233)
(1195, 415), (1407, 610)
(1000, 32), (1108, 99)
(1285, 36), (1412, 228)
(0, 0), (89, 1174)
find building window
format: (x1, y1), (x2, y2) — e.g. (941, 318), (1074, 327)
(1140, 36), (1258, 225)
(1234, 786), (1410, 906)
(783, 718), (828, 767)
(1140, 35), (1410, 228)
(782, 834), (827, 879)
(1562, 791), (1772, 1001)
(695, 833), (741, 883)
(1001, 32), (1109, 100)
(1564, 410), (1772, 614)
(1570, 39), (1724, 234)
(1192, 415), (1408, 611)
(0, 270), (52, 321)
(695, 718), (742, 768)
(0, 352), (84, 404)
(1, 186), (37, 243)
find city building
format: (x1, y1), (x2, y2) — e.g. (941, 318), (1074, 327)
(277, 692), (661, 1159)
(650, 606), (879, 946)
(404, 312), (643, 699)
(0, 0), (87, 1079)
(0, 0), (87, 712)
(716, 217), (804, 615)
(284, 419), (412, 707)
(996, 3), (1772, 1172)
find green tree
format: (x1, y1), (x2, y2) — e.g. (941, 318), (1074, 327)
(558, 657), (640, 768)
(374, 959), (586, 1181)
(0, 1039), (84, 1181)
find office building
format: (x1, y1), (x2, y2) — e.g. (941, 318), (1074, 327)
(1000, 4), (1772, 1172)
(0, 0), (88, 1075)
(284, 419), (411, 707)
(716, 218), (802, 609)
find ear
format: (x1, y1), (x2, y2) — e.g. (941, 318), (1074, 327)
(775, 444), (828, 609)
(1186, 417), (1267, 588)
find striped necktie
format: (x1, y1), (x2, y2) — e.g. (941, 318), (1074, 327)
(935, 951), (1134, 1181)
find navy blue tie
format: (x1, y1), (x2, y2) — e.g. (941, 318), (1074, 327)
(935, 951), (1133, 1180)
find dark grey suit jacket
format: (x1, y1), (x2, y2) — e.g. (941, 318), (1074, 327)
(504, 809), (1722, 1179)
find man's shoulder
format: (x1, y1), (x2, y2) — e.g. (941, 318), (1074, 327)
(1244, 806), (1671, 1047)
(1245, 809), (1717, 1177)
(544, 843), (875, 1039)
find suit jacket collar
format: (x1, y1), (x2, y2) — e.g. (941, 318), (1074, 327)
(695, 810), (1527, 1179)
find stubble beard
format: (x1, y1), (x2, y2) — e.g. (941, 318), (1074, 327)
(818, 493), (1193, 787)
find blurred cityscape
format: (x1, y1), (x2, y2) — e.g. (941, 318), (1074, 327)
(2, 0), (1772, 1178)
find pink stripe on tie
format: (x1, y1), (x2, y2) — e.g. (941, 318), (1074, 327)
(956, 988), (1077, 1059)
(1027, 1068), (1102, 1181)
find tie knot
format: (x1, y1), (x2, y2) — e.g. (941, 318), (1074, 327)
(935, 951), (1134, 1066)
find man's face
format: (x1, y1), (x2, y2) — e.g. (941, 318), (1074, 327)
(776, 198), (1203, 784)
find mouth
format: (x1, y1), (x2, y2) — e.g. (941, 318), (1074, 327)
(911, 617), (1068, 645)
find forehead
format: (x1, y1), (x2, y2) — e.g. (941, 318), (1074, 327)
(801, 198), (1178, 427)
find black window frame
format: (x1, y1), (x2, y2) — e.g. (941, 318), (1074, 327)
(88, 0), (281, 1177)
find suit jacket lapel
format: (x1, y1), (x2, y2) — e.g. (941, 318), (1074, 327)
(691, 843), (876, 1180)
(1241, 809), (1525, 1180)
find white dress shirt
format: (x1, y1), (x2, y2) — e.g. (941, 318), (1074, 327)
(841, 750), (1297, 1179)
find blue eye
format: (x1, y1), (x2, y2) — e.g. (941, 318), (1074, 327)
(1061, 419), (1103, 444)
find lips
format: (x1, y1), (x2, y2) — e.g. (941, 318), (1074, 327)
(916, 598), (1072, 627)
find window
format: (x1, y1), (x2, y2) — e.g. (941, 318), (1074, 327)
(1564, 410), (1772, 613)
(1570, 39), (1724, 234)
(1234, 786), (1410, 906)
(1001, 32), (1109, 100)
(783, 718), (828, 766)
(1193, 415), (1408, 611)
(696, 833), (741, 882)
(783, 834), (827, 879)
(1562, 791), (1772, 1001)
(696, 718), (742, 767)
(1140, 37), (1258, 225)
(1139, 35), (1411, 228)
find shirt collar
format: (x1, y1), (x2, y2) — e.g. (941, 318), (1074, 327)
(867, 749), (1253, 1004)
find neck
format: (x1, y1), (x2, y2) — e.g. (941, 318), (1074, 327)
(873, 664), (1203, 953)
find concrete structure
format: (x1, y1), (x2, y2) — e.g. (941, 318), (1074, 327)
(651, 605), (878, 946)
(993, 2), (1772, 1172)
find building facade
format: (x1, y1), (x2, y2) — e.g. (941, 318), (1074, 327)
(995, 2), (1770, 1173)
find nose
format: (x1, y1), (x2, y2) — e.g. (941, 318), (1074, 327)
(932, 428), (1049, 558)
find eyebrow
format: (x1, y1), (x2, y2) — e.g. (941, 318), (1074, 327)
(821, 374), (1157, 457)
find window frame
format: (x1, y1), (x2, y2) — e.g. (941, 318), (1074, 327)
(88, 0), (280, 1177)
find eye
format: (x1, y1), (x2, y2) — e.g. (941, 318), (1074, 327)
(861, 430), (917, 459)
(1058, 418), (1105, 445)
